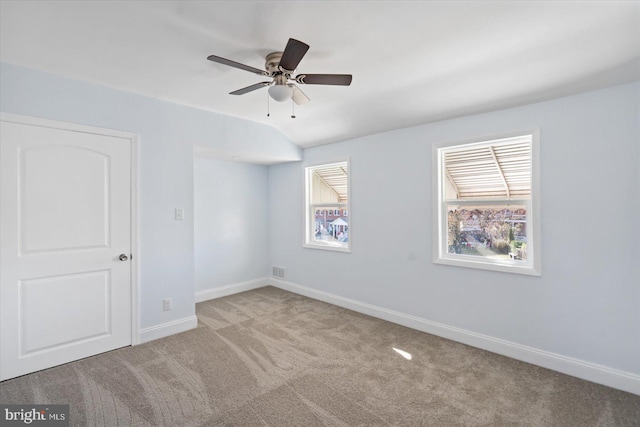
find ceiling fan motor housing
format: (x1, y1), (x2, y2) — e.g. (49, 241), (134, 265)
(265, 52), (285, 76)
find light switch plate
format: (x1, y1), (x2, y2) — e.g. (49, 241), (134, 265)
(175, 208), (184, 220)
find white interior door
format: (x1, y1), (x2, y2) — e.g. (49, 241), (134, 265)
(0, 116), (133, 381)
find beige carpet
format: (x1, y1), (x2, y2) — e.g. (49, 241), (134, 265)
(1, 286), (638, 426)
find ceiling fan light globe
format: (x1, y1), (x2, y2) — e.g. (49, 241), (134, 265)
(268, 85), (293, 102)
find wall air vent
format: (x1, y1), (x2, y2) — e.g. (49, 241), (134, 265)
(271, 266), (286, 279)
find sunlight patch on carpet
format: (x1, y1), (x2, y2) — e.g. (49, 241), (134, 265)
(393, 347), (412, 360)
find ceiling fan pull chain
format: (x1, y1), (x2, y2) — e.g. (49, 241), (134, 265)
(267, 91), (270, 117)
(291, 99), (296, 119)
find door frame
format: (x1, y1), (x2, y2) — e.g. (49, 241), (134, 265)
(0, 112), (140, 346)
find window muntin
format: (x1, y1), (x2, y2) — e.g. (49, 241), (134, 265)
(305, 161), (350, 251)
(434, 133), (540, 275)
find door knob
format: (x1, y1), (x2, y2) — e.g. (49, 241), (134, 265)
(119, 254), (129, 261)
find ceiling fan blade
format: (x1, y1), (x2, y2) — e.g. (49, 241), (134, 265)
(295, 74), (352, 86)
(278, 38), (310, 72)
(289, 84), (310, 105)
(229, 82), (271, 95)
(207, 54), (267, 76)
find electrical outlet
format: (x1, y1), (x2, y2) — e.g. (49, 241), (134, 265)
(163, 298), (172, 311)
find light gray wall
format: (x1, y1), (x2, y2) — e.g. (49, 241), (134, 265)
(3, 60), (638, 380)
(194, 157), (269, 291)
(0, 62), (300, 329)
(269, 82), (640, 375)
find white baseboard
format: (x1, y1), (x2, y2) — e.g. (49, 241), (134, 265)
(270, 278), (640, 396)
(138, 315), (198, 344)
(195, 277), (269, 303)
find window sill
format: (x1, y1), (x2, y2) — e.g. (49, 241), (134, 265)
(304, 242), (351, 253)
(434, 256), (541, 276)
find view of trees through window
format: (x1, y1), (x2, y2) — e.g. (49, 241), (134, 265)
(447, 204), (527, 261)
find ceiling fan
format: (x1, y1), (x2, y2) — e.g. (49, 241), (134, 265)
(207, 38), (352, 105)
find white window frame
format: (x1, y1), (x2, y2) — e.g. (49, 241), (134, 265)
(304, 159), (351, 252)
(432, 130), (541, 276)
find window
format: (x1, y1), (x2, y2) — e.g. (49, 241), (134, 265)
(305, 161), (350, 251)
(433, 132), (540, 275)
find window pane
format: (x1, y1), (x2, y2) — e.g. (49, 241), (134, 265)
(311, 164), (348, 204)
(446, 204), (527, 261)
(312, 206), (348, 246)
(443, 136), (531, 200)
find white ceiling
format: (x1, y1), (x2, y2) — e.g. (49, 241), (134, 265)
(1, 1), (639, 149)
